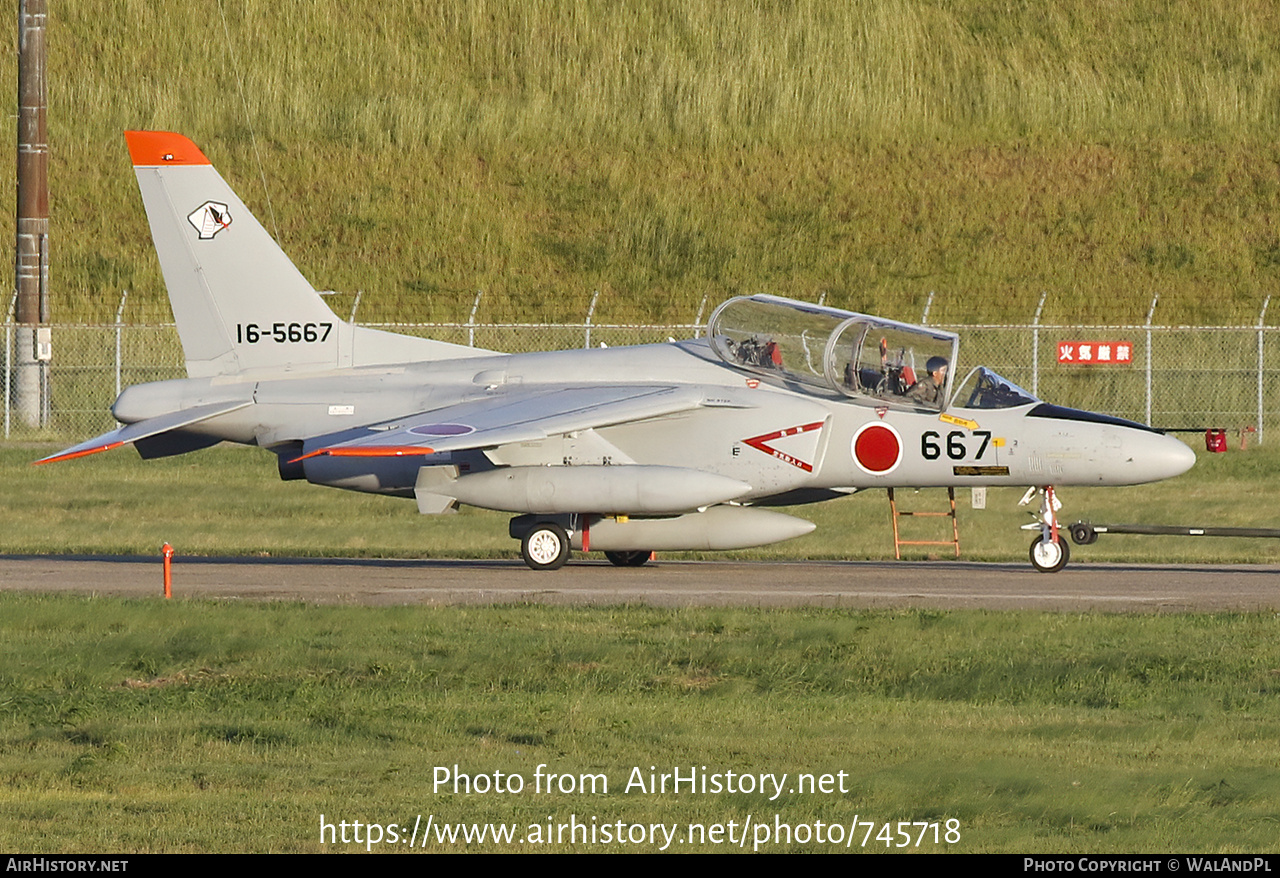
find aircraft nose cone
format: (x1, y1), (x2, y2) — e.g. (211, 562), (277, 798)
(1125, 430), (1196, 483)
(1165, 435), (1197, 478)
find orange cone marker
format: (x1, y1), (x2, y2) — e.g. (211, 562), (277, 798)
(162, 543), (174, 598)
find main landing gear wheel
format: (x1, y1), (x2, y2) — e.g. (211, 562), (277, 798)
(1029, 535), (1070, 573)
(604, 550), (651, 568)
(521, 523), (571, 571)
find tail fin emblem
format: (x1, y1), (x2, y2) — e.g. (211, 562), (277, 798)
(187, 201), (232, 239)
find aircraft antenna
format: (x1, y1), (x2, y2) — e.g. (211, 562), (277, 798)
(216, 0), (280, 240)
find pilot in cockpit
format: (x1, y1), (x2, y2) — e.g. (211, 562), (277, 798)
(906, 356), (949, 407)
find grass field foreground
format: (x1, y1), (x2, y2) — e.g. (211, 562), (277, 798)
(1, 597), (1278, 851)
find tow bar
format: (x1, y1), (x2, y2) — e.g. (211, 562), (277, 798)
(1068, 521), (1280, 545)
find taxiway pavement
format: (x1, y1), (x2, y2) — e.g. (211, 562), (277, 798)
(0, 555), (1276, 612)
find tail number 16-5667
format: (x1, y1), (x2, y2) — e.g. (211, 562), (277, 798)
(236, 322), (333, 344)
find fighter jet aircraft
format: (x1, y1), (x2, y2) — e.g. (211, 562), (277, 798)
(37, 131), (1196, 572)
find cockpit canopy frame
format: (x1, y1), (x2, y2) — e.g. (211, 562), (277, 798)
(952, 366), (1040, 410)
(707, 295), (960, 411)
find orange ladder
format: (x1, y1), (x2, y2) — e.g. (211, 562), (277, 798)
(887, 487), (961, 559)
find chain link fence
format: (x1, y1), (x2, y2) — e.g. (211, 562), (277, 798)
(4, 319), (1278, 442)
(949, 325), (1274, 437)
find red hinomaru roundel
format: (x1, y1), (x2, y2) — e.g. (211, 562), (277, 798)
(851, 422), (903, 475)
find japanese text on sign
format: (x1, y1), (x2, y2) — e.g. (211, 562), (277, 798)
(1057, 341), (1133, 365)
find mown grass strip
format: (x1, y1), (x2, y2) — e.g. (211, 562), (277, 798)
(1, 596), (1277, 851)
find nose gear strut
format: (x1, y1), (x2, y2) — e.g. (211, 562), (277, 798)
(1020, 485), (1069, 572)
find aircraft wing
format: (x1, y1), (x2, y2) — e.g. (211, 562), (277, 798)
(34, 400), (253, 464)
(295, 384), (732, 460)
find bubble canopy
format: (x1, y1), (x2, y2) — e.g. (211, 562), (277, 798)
(707, 295), (960, 410)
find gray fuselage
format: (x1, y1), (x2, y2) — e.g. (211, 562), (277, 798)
(112, 336), (1195, 505)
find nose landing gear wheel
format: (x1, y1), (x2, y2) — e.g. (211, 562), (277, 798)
(604, 550), (651, 567)
(521, 523), (571, 570)
(1029, 535), (1070, 573)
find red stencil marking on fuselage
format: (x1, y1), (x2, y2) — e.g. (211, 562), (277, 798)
(742, 421), (825, 472)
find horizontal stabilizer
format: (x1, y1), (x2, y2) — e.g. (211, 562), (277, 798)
(34, 400), (252, 464)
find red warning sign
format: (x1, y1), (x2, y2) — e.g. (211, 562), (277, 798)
(1057, 341), (1133, 364)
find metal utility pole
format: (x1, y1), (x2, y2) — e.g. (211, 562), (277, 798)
(15, 0), (49, 427)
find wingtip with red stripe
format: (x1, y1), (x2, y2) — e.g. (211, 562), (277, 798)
(33, 441), (125, 466)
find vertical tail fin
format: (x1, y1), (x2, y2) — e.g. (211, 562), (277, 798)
(126, 131), (491, 378)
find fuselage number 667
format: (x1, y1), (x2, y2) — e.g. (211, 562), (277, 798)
(921, 430), (992, 461)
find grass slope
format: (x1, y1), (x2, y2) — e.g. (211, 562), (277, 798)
(0, 2), (1277, 325)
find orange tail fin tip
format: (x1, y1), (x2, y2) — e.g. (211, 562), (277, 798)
(124, 131), (211, 167)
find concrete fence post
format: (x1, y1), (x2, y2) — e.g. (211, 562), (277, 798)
(1258, 296), (1270, 445)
